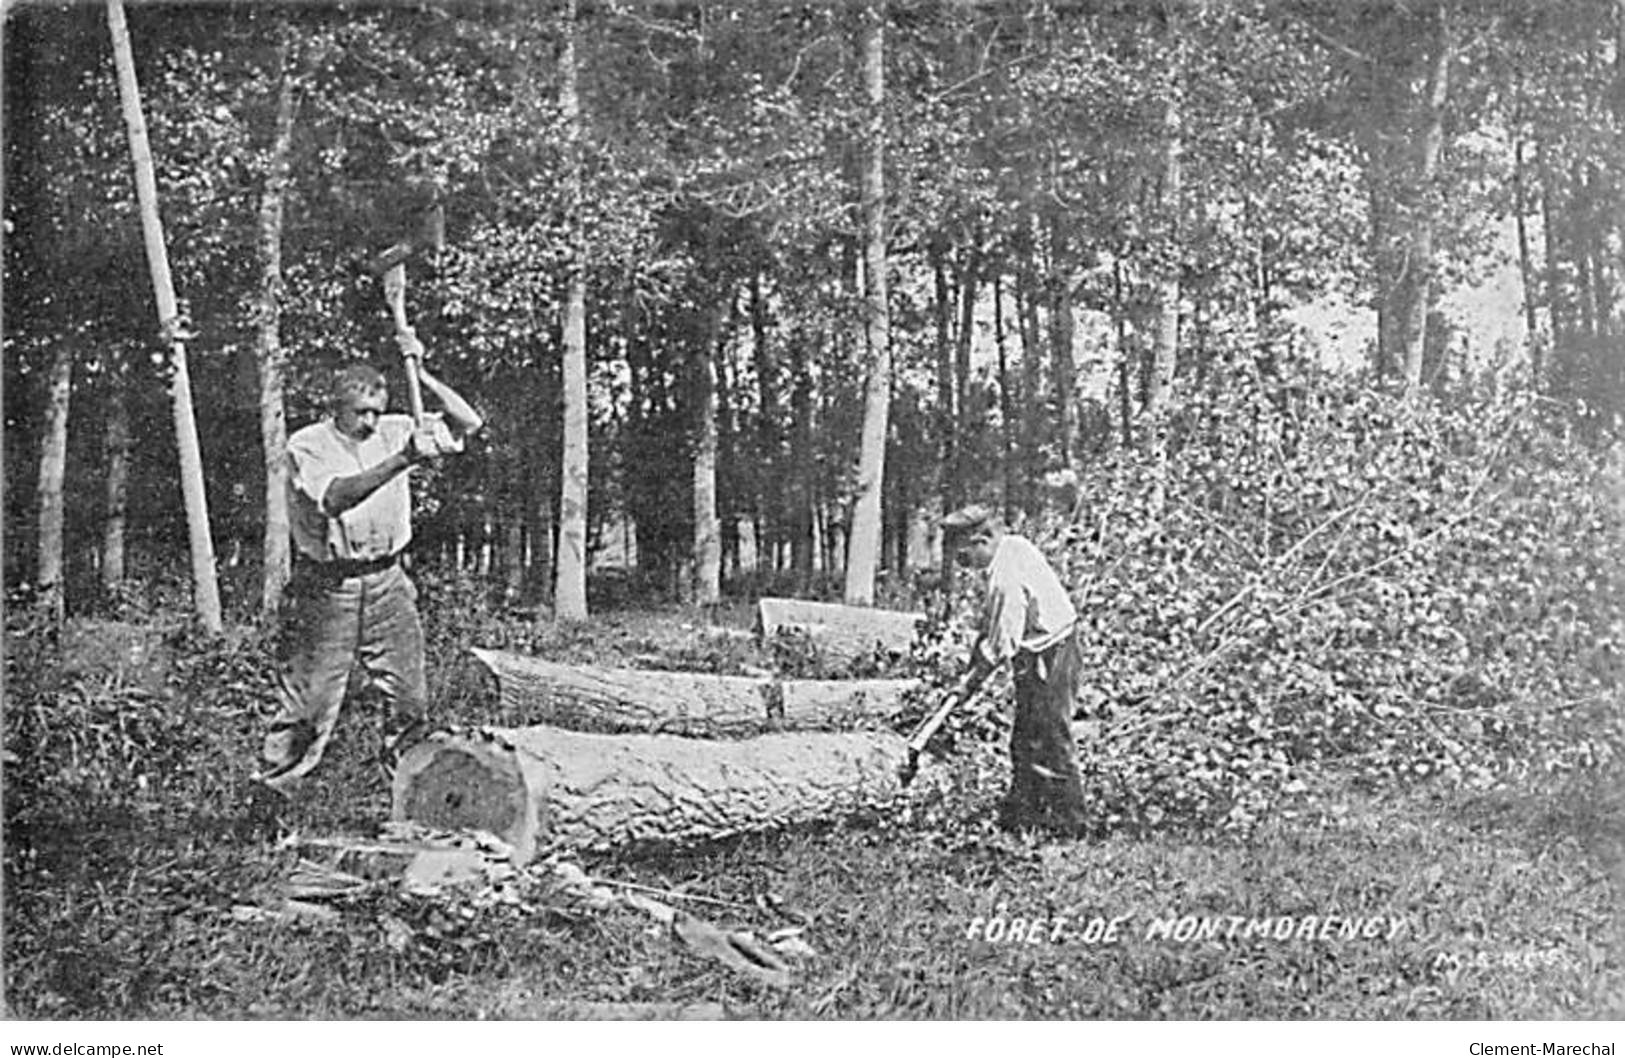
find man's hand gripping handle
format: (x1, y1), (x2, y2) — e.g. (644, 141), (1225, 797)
(382, 263), (426, 427)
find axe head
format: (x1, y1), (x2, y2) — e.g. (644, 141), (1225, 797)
(363, 198), (446, 278)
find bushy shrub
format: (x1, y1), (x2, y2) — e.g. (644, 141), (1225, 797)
(970, 371), (1624, 834)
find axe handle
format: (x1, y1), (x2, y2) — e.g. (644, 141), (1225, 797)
(382, 264), (426, 426)
(901, 685), (968, 785)
(907, 689), (963, 758)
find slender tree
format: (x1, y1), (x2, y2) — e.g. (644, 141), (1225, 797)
(255, 25), (297, 616)
(845, 0), (891, 606)
(101, 350), (130, 591)
(35, 342), (72, 622)
(1399, 2), (1454, 395)
(693, 227), (724, 606)
(556, 0), (589, 621)
(106, 0), (221, 633)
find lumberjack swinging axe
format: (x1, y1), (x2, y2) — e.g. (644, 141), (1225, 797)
(365, 195), (445, 426)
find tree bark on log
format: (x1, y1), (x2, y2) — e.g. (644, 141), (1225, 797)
(467, 647), (919, 735)
(756, 597), (922, 663)
(392, 725), (909, 858)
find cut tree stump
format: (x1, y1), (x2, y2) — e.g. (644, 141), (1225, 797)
(392, 725), (910, 858)
(467, 647), (919, 735)
(756, 597), (924, 665)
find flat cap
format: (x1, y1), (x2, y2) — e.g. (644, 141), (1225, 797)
(941, 503), (996, 533)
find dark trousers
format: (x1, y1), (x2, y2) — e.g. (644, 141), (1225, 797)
(1001, 631), (1087, 834)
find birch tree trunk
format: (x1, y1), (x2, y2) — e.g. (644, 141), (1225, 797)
(1145, 63), (1182, 421)
(693, 296), (722, 606)
(1400, 4), (1454, 396)
(555, 0), (589, 621)
(844, 0), (890, 607)
(1144, 31), (1184, 516)
(107, 0), (221, 634)
(256, 29), (297, 616)
(36, 343), (72, 622)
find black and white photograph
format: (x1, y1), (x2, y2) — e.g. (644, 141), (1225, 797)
(2, 0), (1622, 1034)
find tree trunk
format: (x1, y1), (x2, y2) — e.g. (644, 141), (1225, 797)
(1145, 73), (1182, 421)
(555, 0), (589, 621)
(256, 29), (297, 616)
(1047, 221), (1077, 471)
(751, 271), (780, 570)
(1539, 142), (1569, 353)
(993, 274), (1014, 520)
(757, 596), (922, 664)
(1513, 133), (1543, 384)
(101, 352), (130, 591)
(1400, 4), (1453, 396)
(1112, 260), (1134, 448)
(933, 244), (956, 511)
(693, 271), (723, 607)
(36, 343), (72, 622)
(1018, 247), (1043, 517)
(844, 0), (890, 607)
(392, 725), (910, 858)
(502, 519), (525, 603)
(955, 246), (978, 494)
(1613, 0), (1625, 336)
(107, 0), (221, 634)
(467, 647), (919, 736)
(790, 331), (815, 579)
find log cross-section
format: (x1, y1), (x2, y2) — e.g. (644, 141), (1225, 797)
(392, 725), (911, 858)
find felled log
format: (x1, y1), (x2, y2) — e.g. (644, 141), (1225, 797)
(392, 724), (909, 859)
(468, 647), (920, 735)
(756, 597), (923, 665)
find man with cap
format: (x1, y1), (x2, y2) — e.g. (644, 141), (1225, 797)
(255, 336), (482, 797)
(941, 503), (1087, 835)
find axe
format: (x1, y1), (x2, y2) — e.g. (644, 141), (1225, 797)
(899, 677), (982, 788)
(366, 198), (445, 426)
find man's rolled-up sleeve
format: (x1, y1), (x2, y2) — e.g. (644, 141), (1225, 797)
(429, 412), (465, 455)
(977, 564), (1026, 668)
(288, 436), (341, 515)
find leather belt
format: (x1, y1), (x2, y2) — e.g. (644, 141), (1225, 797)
(300, 551), (400, 580)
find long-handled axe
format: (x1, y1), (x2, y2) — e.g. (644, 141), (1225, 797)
(366, 198), (444, 426)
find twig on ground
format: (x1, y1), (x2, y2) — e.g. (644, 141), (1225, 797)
(588, 875), (757, 913)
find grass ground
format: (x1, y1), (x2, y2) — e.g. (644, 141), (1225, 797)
(5, 603), (1622, 1020)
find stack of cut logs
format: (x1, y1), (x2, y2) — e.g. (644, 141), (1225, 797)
(392, 598), (927, 861)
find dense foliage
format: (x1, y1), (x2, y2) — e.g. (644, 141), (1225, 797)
(1012, 377), (1625, 832)
(5, 1), (1623, 603)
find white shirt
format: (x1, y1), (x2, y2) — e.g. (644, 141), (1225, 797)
(286, 412), (460, 563)
(976, 533), (1078, 667)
